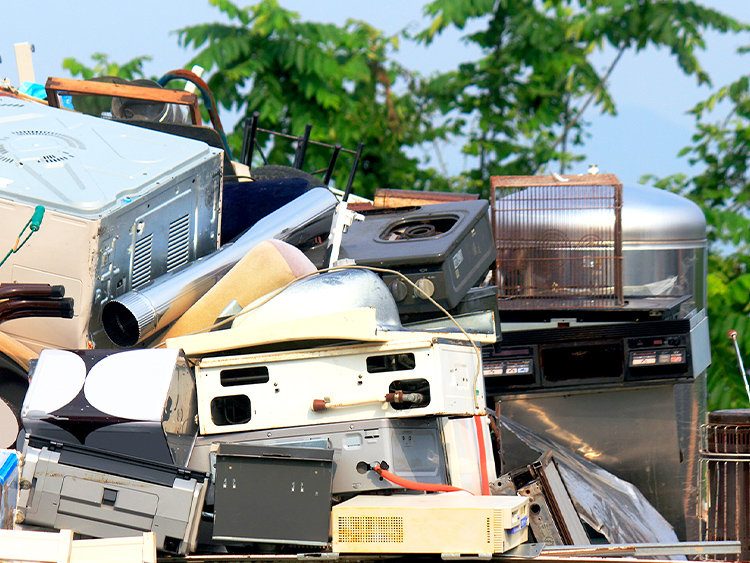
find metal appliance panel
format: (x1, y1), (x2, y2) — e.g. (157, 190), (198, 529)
(497, 383), (692, 539)
(0, 100), (216, 215)
(0, 100), (222, 350)
(213, 443), (333, 546)
(17, 436), (207, 554)
(330, 492), (529, 554)
(188, 417), (447, 495)
(195, 338), (485, 435)
(337, 199), (495, 311)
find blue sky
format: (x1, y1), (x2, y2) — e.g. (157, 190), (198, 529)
(2, 0), (748, 186)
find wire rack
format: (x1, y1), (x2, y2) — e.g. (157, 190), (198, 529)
(700, 417), (750, 561)
(490, 174), (623, 310)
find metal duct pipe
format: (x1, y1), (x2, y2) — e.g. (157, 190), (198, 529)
(102, 187), (338, 347)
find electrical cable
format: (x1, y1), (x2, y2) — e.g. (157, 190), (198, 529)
(371, 464), (472, 494)
(0, 205), (45, 269)
(474, 414), (491, 495)
(159, 263), (486, 411)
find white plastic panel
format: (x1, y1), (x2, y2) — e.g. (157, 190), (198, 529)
(0, 100), (214, 215)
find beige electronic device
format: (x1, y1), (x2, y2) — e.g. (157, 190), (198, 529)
(332, 492), (529, 555)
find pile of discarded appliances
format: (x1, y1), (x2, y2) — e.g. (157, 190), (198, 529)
(0, 71), (741, 562)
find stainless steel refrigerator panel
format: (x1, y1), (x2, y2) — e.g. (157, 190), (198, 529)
(497, 384), (688, 538)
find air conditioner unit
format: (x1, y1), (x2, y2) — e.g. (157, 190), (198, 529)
(332, 492), (529, 555)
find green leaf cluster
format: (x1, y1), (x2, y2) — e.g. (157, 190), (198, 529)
(648, 70), (750, 411)
(414, 0), (740, 195)
(61, 53), (152, 117)
(63, 1), (742, 203)
(176, 0), (434, 198)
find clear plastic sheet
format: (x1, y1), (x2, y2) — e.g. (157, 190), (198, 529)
(499, 414), (682, 548)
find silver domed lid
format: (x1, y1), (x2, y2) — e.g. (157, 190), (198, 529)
(494, 183), (706, 245)
(622, 184), (706, 244)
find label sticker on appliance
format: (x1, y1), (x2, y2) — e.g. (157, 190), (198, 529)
(453, 249), (464, 270)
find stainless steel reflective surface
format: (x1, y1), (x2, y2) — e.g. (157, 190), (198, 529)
(492, 183), (707, 315)
(622, 184), (706, 243)
(102, 187), (338, 346)
(622, 184), (707, 314)
(498, 372), (706, 541)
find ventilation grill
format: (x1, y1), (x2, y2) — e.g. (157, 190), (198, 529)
(42, 153), (69, 164)
(337, 516), (404, 544)
(132, 234), (153, 289)
(12, 130), (84, 149)
(167, 214), (190, 271)
(492, 512), (503, 552)
(0, 101), (24, 107)
(0, 144), (12, 165)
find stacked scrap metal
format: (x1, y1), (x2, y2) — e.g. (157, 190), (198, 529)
(0, 72), (739, 563)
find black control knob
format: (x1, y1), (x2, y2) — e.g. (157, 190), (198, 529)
(389, 279), (408, 302)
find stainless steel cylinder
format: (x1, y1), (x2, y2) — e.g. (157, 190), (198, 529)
(102, 187), (338, 347)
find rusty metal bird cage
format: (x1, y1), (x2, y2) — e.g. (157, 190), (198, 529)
(489, 174), (624, 311)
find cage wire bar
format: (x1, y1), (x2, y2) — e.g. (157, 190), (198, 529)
(489, 174), (623, 310)
(700, 411), (750, 561)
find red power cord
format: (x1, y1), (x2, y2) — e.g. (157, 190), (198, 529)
(372, 464), (473, 494)
(475, 414), (491, 496)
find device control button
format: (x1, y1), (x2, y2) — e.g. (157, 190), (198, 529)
(389, 280), (408, 301)
(415, 278), (435, 299)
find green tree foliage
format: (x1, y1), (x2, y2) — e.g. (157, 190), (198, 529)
(648, 70), (750, 410)
(176, 0), (437, 198)
(63, 53), (151, 81)
(63, 2), (740, 201)
(416, 0), (741, 195)
(61, 53), (152, 117)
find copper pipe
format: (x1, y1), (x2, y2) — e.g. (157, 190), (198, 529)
(0, 298), (74, 324)
(0, 283), (64, 300)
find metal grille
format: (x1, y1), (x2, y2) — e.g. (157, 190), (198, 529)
(491, 514), (502, 552)
(490, 174), (623, 310)
(167, 214), (191, 272)
(132, 234), (153, 289)
(42, 154), (69, 164)
(336, 515), (404, 543)
(12, 130), (83, 148)
(0, 144), (14, 165)
(700, 411), (750, 561)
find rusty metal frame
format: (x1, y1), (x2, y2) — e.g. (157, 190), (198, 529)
(44, 77), (202, 125)
(489, 173), (623, 310)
